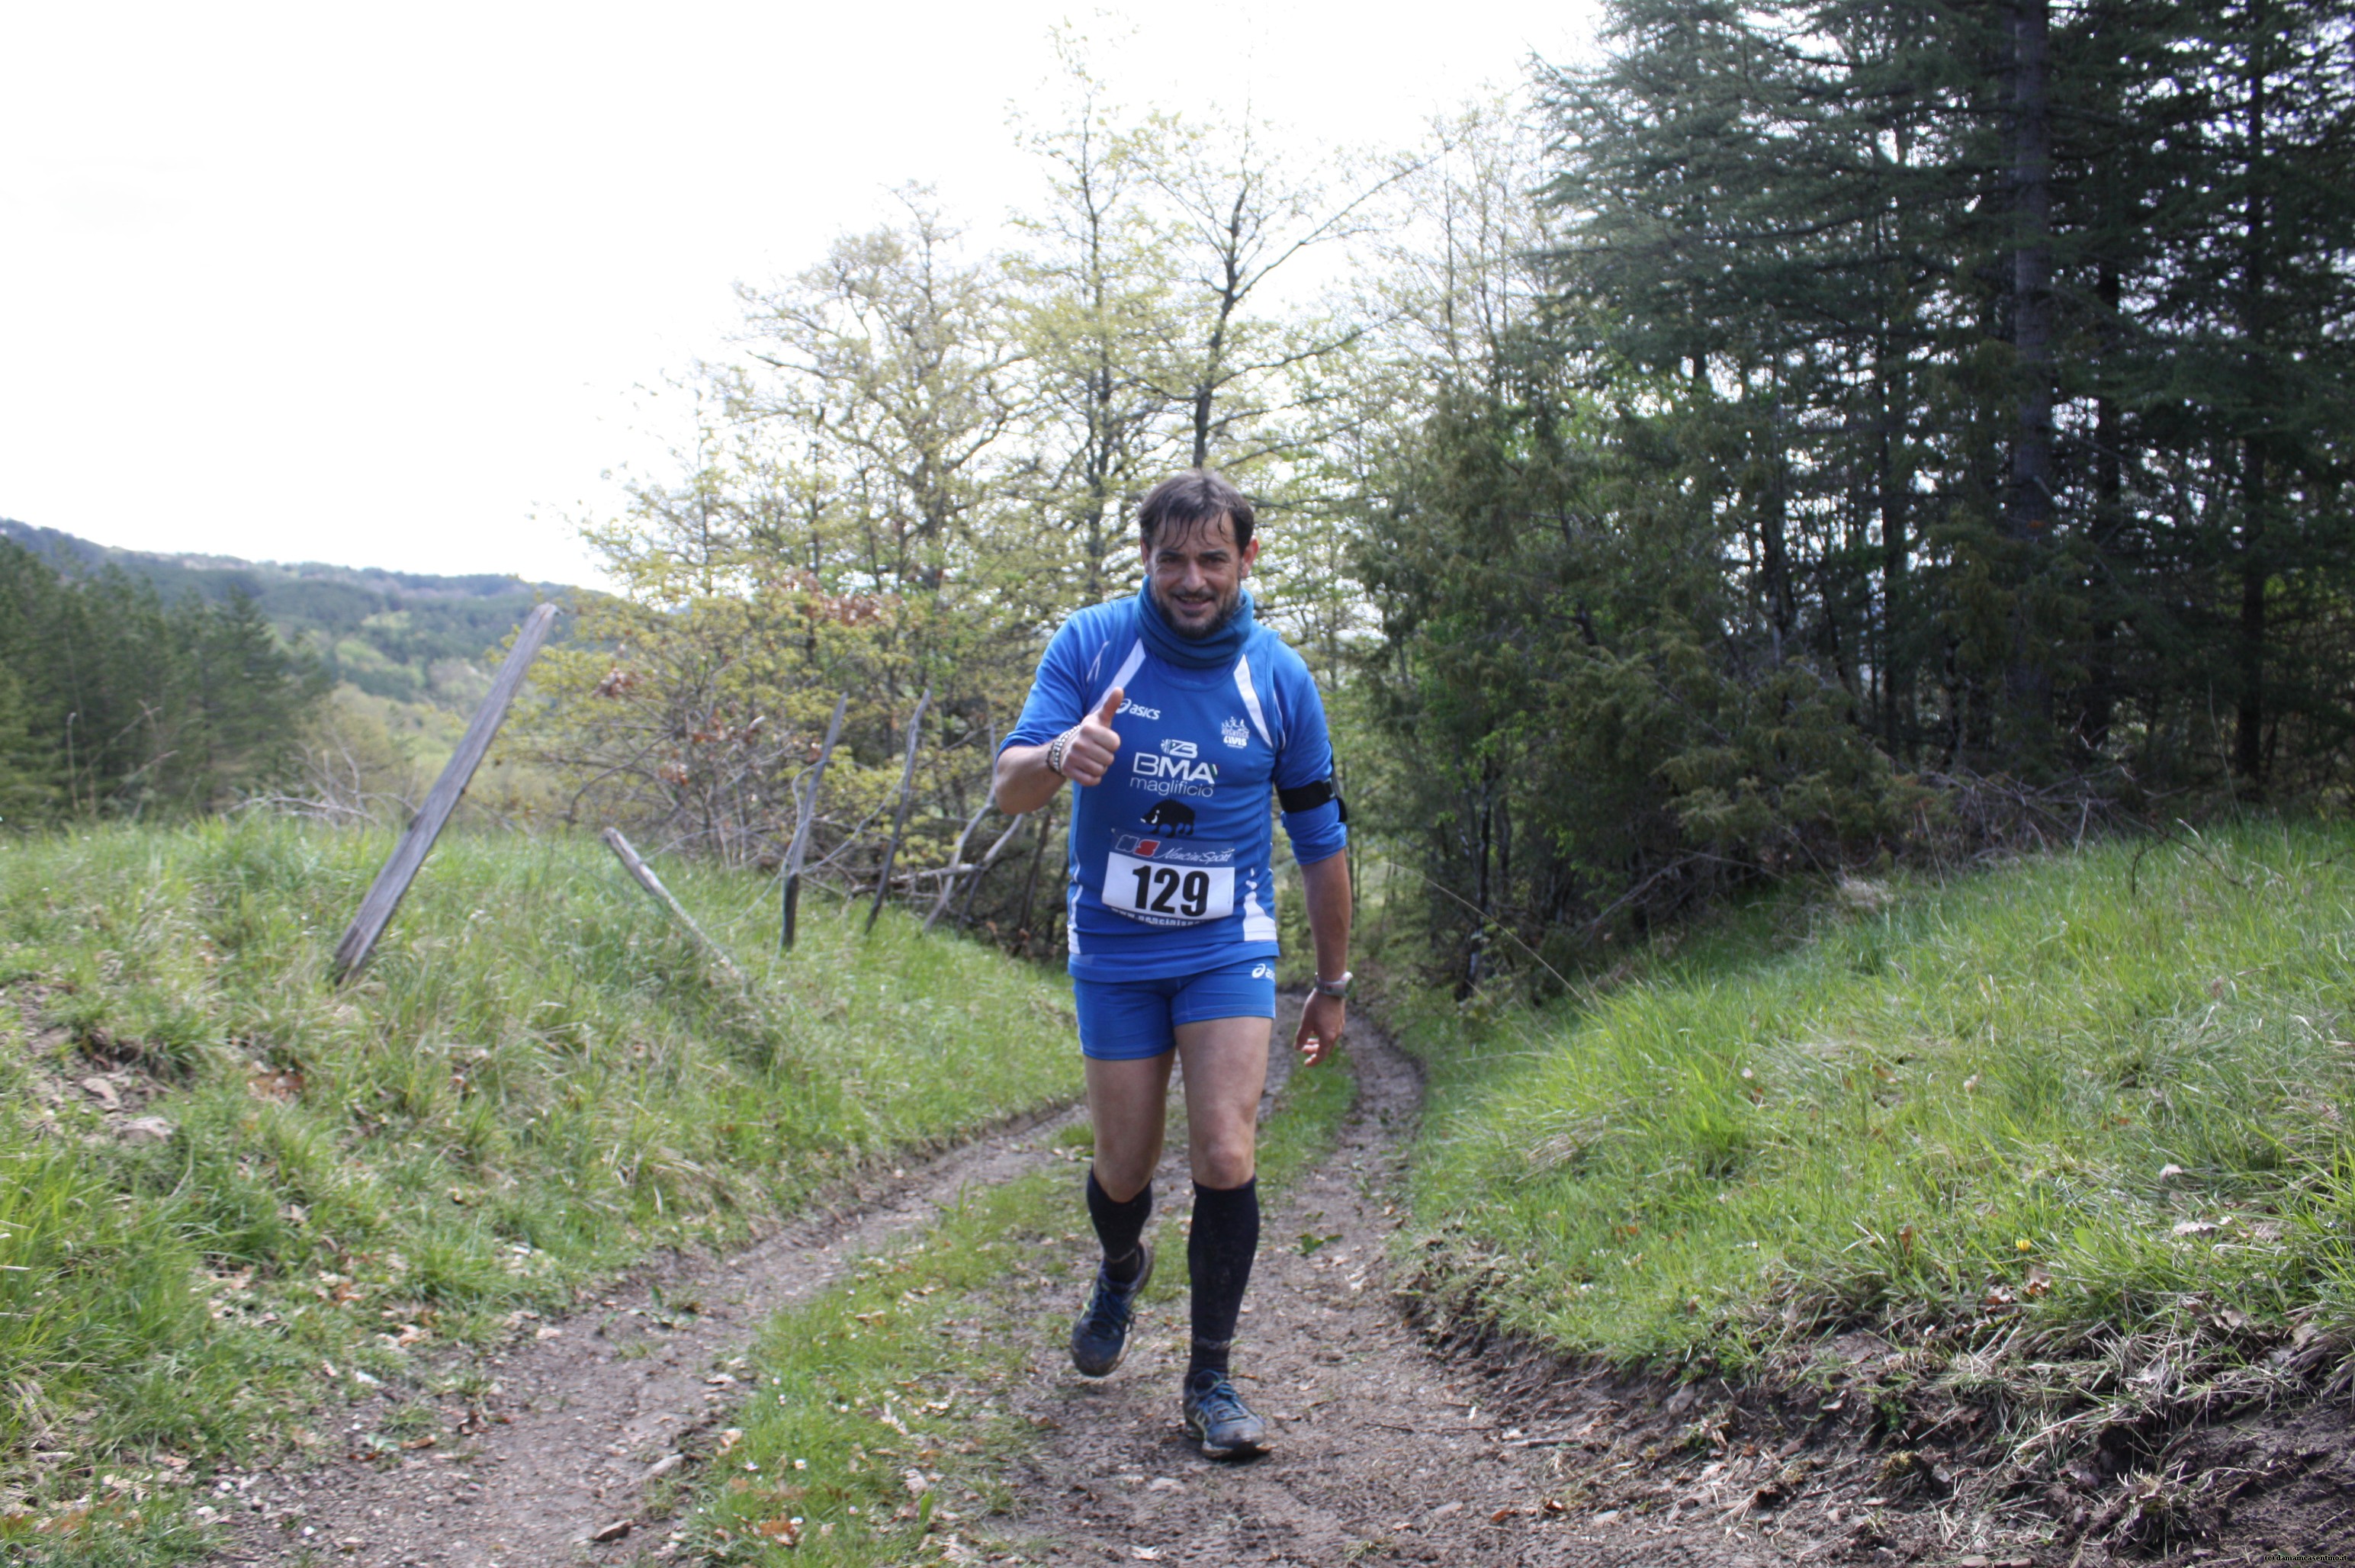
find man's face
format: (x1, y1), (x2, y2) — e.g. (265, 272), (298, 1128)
(1143, 512), (1258, 638)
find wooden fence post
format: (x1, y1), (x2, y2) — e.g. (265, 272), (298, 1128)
(780, 693), (847, 952)
(924, 802), (994, 936)
(330, 602), (558, 982)
(602, 827), (745, 983)
(946, 810), (1032, 934)
(866, 687), (930, 935)
(1015, 794), (1056, 951)
(920, 723), (997, 936)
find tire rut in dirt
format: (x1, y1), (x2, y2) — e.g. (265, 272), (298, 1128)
(209, 1100), (1084, 1568)
(994, 1004), (1826, 1566)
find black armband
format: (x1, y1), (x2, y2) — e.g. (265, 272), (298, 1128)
(1277, 775), (1348, 823)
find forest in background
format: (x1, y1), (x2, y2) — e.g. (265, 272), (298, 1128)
(0, 519), (557, 710)
(2, 5), (2344, 983)
(0, 541), (323, 824)
(529, 3), (2353, 980)
(0, 520), (571, 828)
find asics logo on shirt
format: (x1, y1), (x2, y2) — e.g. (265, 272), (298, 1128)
(1119, 699), (1162, 719)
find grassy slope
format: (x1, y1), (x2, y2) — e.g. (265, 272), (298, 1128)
(1388, 821), (2355, 1451)
(0, 819), (1078, 1554)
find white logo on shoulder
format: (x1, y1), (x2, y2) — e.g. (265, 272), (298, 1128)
(1161, 738), (1198, 758)
(1120, 699), (1161, 720)
(1221, 716), (1250, 748)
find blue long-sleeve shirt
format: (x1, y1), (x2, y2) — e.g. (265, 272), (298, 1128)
(1003, 598), (1346, 981)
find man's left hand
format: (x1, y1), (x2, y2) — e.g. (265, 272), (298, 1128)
(1295, 991), (1346, 1067)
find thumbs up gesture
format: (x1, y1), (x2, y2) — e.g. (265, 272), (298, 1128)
(1058, 688), (1125, 787)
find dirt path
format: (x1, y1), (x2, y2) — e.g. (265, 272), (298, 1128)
(988, 1003), (1837, 1567)
(210, 1103), (1084, 1568)
(207, 1004), (2033, 1568)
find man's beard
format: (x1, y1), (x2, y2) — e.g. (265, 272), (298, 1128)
(1153, 579), (1242, 638)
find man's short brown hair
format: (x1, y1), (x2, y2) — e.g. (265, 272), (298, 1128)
(1137, 469), (1254, 554)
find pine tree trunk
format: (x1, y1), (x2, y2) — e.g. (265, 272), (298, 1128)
(2087, 255), (2125, 757)
(2006, 0), (2055, 741)
(1876, 352), (1907, 758)
(2232, 1), (2271, 792)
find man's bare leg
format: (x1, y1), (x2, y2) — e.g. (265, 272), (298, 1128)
(1172, 1015), (1273, 1454)
(1084, 1051), (1174, 1203)
(1068, 1049), (1174, 1377)
(1172, 1016), (1271, 1187)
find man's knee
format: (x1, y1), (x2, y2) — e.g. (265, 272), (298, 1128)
(1091, 1159), (1154, 1204)
(1193, 1129), (1257, 1189)
(1090, 1132), (1161, 1201)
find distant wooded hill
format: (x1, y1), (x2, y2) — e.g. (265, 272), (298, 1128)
(0, 518), (573, 709)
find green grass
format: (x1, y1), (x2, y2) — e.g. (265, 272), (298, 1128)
(1386, 820), (2355, 1454)
(0, 818), (1078, 1557)
(680, 1034), (1358, 1564)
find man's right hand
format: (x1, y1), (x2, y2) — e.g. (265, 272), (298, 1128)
(1059, 689), (1125, 786)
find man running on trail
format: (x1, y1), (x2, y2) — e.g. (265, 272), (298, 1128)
(994, 468), (1353, 1460)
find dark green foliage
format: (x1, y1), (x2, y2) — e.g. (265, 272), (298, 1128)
(1524, 0), (2355, 792)
(1357, 360), (1916, 978)
(1355, 0), (2355, 978)
(0, 543), (326, 822)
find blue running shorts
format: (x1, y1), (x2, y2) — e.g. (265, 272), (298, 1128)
(1071, 956), (1278, 1061)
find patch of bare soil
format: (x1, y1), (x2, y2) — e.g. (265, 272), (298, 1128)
(2089, 1398), (2355, 1568)
(207, 1103), (1082, 1567)
(10, 989), (185, 1145)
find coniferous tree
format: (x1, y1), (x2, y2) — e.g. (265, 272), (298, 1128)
(0, 543), (323, 821)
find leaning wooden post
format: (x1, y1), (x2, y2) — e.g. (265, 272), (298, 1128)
(865, 686), (930, 935)
(779, 693), (847, 952)
(602, 827), (745, 984)
(330, 602), (558, 982)
(952, 810), (1031, 933)
(923, 804), (992, 935)
(920, 723), (997, 936)
(1015, 795), (1056, 950)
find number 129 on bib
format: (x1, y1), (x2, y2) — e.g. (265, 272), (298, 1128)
(1104, 850), (1234, 923)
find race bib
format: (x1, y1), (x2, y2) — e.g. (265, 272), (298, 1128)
(1102, 834), (1236, 925)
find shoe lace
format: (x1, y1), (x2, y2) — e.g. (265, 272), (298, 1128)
(1190, 1375), (1251, 1425)
(1082, 1269), (1135, 1335)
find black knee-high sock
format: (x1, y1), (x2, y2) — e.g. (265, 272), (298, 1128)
(1187, 1178), (1259, 1384)
(1085, 1168), (1152, 1284)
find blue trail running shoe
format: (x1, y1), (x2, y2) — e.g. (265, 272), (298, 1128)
(1181, 1370), (1270, 1458)
(1069, 1242), (1154, 1377)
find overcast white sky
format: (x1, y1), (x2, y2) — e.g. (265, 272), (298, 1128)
(0, 2), (1596, 587)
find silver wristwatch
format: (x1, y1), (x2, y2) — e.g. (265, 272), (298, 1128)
(1312, 970), (1353, 1000)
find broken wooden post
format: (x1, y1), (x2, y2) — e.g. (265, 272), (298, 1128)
(780, 693), (847, 952)
(1015, 795), (1056, 950)
(866, 686), (930, 935)
(955, 811), (1031, 930)
(920, 723), (998, 936)
(924, 801), (994, 936)
(330, 602), (558, 982)
(601, 827), (745, 984)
